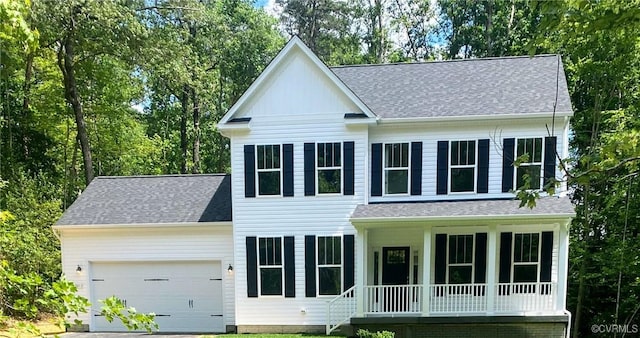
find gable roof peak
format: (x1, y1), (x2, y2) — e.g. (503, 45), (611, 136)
(218, 36), (376, 128)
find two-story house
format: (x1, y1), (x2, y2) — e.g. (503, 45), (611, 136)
(54, 37), (575, 338)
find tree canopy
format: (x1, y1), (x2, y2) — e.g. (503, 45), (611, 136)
(1, 0), (639, 336)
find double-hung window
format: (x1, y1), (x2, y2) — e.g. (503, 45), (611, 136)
(448, 234), (474, 285)
(384, 143), (409, 194)
(317, 236), (342, 295)
(317, 143), (342, 194)
(512, 233), (540, 284)
(450, 140), (476, 192)
(515, 138), (543, 190)
(257, 145), (281, 196)
(258, 237), (283, 296)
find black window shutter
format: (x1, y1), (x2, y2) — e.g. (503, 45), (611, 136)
(498, 232), (512, 295)
(304, 143), (315, 196)
(477, 139), (490, 193)
(474, 233), (487, 283)
(344, 142), (355, 195)
(284, 236), (295, 297)
(544, 137), (557, 187)
(499, 232), (512, 283)
(410, 142), (422, 195)
(244, 145), (255, 198)
(502, 138), (515, 192)
(246, 237), (258, 297)
(371, 143), (383, 196)
(305, 235), (316, 297)
(343, 235), (355, 289)
(540, 231), (553, 283)
(434, 234), (447, 284)
(283, 144), (294, 197)
(436, 141), (449, 195)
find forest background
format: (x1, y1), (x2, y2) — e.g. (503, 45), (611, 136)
(1, 0), (639, 337)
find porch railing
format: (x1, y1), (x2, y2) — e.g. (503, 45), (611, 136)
(326, 282), (558, 334)
(358, 282), (556, 315)
(428, 283), (488, 313)
(494, 282), (556, 313)
(364, 285), (423, 314)
(326, 285), (356, 335)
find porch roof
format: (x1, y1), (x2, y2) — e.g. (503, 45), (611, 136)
(351, 197), (574, 222)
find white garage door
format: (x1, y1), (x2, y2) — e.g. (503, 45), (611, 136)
(90, 261), (223, 332)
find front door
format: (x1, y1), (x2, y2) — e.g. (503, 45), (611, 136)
(381, 247), (411, 312)
(382, 247), (410, 285)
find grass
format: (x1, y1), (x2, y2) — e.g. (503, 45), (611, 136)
(0, 316), (64, 337)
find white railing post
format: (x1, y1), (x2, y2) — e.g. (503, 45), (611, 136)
(422, 227), (431, 315)
(557, 223), (569, 312)
(486, 225), (497, 314)
(355, 230), (366, 317)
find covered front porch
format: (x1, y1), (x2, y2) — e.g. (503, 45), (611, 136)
(326, 198), (574, 335)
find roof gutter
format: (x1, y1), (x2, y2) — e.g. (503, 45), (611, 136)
(52, 221), (233, 230)
(377, 111), (573, 125)
(350, 212), (575, 225)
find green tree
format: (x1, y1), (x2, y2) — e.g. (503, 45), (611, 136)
(277, 0), (365, 65)
(143, 0), (283, 174)
(32, 0), (147, 184)
(533, 1), (640, 336)
(438, 0), (542, 58)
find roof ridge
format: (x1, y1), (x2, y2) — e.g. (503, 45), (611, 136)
(95, 173), (230, 180)
(330, 54), (560, 69)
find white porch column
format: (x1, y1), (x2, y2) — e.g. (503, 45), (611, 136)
(355, 229), (367, 317)
(486, 225), (497, 314)
(557, 221), (570, 312)
(421, 226), (431, 316)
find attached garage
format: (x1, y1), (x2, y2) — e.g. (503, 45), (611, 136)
(91, 261), (224, 332)
(53, 174), (234, 332)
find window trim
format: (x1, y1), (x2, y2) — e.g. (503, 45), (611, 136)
(256, 144), (283, 197)
(448, 140), (478, 194)
(258, 236), (284, 297)
(383, 142), (411, 196)
(446, 234), (475, 285)
(316, 235), (343, 297)
(316, 142), (343, 195)
(514, 137), (544, 190)
(511, 232), (541, 284)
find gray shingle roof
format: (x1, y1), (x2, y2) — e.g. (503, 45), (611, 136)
(351, 197), (574, 220)
(331, 55), (572, 119)
(56, 174), (231, 225)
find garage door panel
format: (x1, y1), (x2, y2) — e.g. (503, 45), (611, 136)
(90, 261), (223, 333)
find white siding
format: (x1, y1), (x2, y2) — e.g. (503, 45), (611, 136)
(229, 47), (367, 326)
(58, 225), (234, 329)
(368, 118), (568, 202)
(223, 42), (573, 326)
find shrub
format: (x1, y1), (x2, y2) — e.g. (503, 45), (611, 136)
(356, 328), (395, 338)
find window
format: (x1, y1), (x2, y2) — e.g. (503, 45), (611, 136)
(513, 233), (540, 283)
(384, 143), (409, 194)
(317, 236), (342, 295)
(317, 143), (342, 194)
(257, 145), (281, 196)
(259, 237), (283, 295)
(516, 138), (543, 190)
(450, 140), (476, 192)
(448, 235), (474, 284)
